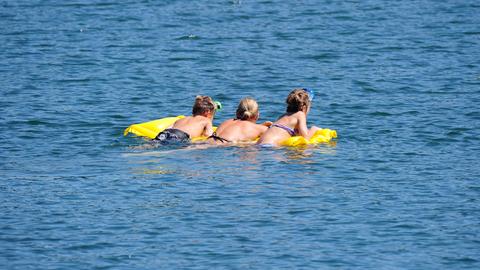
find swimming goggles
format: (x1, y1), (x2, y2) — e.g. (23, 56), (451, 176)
(302, 88), (314, 101)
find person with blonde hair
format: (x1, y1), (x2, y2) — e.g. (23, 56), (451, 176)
(208, 97), (271, 144)
(154, 95), (217, 143)
(257, 88), (320, 146)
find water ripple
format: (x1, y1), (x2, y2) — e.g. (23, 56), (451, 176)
(1, 0), (480, 269)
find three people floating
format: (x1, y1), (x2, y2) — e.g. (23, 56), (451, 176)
(124, 88), (337, 147)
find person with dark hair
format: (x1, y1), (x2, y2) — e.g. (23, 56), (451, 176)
(154, 96), (217, 143)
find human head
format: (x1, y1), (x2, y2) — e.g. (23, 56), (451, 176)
(286, 88), (312, 113)
(236, 97), (259, 121)
(192, 95), (216, 117)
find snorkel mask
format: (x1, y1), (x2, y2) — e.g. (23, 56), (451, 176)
(214, 101), (222, 111)
(302, 88), (314, 101)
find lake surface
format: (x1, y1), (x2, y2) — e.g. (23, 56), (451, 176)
(1, 0), (480, 269)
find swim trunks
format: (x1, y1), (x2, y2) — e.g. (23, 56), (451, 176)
(154, 128), (190, 143)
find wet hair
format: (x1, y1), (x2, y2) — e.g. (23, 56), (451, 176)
(192, 95), (216, 116)
(236, 97), (258, 120)
(286, 88), (311, 113)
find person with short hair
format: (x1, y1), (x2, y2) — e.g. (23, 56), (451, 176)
(154, 95), (217, 143)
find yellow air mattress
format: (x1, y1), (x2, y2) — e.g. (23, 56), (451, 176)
(123, 115), (215, 141)
(124, 116), (185, 139)
(124, 116), (337, 145)
(280, 128), (337, 147)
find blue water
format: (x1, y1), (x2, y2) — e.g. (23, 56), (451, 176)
(1, 0), (480, 269)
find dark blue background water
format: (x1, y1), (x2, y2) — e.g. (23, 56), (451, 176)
(1, 0), (480, 269)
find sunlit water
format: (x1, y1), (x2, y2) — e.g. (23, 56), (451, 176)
(1, 0), (480, 269)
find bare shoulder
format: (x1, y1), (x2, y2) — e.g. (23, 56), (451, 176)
(222, 119), (236, 125)
(217, 119), (235, 130)
(242, 121), (268, 132)
(292, 111), (307, 122)
(254, 122), (269, 131)
(194, 115), (210, 123)
(174, 116), (189, 125)
(294, 111), (306, 118)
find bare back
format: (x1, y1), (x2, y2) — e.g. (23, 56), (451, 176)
(172, 115), (213, 138)
(257, 111), (318, 146)
(212, 119), (268, 143)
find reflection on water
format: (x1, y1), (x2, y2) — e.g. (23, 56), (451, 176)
(125, 141), (338, 175)
(122, 140), (339, 185)
(133, 167), (173, 175)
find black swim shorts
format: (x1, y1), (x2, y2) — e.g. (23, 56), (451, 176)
(154, 128), (190, 143)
